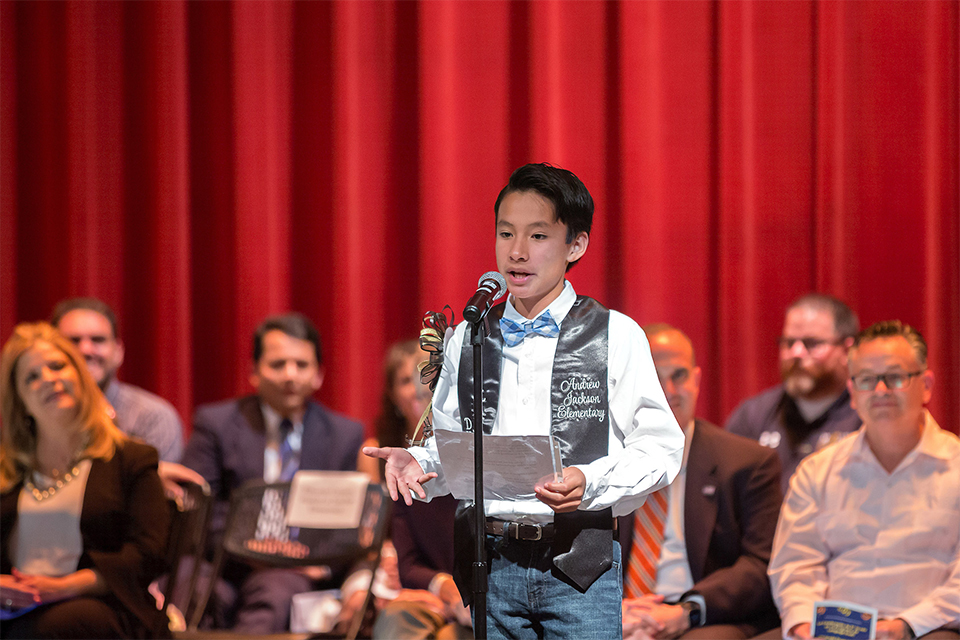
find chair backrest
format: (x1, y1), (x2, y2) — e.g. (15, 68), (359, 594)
(189, 476), (392, 637)
(162, 479), (212, 627)
(220, 479), (390, 568)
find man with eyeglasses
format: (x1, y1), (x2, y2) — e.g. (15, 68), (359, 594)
(725, 294), (862, 491)
(765, 320), (960, 640)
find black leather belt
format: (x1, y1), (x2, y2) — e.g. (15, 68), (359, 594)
(485, 519), (555, 541)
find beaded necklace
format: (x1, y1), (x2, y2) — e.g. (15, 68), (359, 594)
(24, 462), (84, 502)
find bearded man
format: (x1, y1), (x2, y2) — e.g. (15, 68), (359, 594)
(725, 294), (861, 490)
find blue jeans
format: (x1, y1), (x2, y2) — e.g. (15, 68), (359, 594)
(479, 534), (622, 639)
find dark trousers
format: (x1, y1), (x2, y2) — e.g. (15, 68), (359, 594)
(1, 597), (132, 639)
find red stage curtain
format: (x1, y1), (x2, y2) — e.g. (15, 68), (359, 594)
(2, 0), (957, 437)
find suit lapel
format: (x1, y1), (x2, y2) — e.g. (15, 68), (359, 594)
(684, 419), (718, 583)
(298, 401), (329, 471)
(238, 396), (268, 480)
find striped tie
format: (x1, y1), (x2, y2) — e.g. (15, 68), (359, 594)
(256, 419), (300, 543)
(278, 419), (300, 482)
(624, 488), (669, 598)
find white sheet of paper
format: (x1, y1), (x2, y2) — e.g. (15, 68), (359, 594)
(434, 430), (562, 501)
(285, 471), (369, 529)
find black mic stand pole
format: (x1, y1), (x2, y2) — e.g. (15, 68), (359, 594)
(470, 317), (488, 640)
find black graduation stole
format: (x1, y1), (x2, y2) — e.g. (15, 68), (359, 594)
(453, 296), (614, 598)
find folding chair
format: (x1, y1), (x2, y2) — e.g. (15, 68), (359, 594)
(188, 475), (391, 640)
(162, 479), (213, 628)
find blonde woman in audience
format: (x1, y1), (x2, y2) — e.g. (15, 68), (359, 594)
(0, 322), (170, 639)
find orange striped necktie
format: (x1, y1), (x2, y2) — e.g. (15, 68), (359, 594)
(624, 488), (669, 599)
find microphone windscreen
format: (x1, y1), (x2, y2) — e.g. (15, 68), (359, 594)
(478, 271), (506, 295)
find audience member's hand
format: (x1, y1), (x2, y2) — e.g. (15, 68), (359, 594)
(379, 541), (402, 593)
(157, 461), (208, 501)
(623, 595), (666, 637)
(624, 623), (656, 640)
(647, 602), (689, 639)
(875, 619), (912, 640)
(450, 599), (472, 628)
(622, 595), (693, 639)
(372, 541), (403, 610)
(788, 623), (812, 640)
(624, 594), (665, 611)
(11, 574), (70, 604)
(623, 598), (657, 640)
(334, 588), (368, 634)
(392, 589), (447, 617)
(1, 573), (41, 609)
(535, 466), (585, 512)
(298, 565), (332, 581)
(362, 446), (437, 505)
(435, 573), (471, 627)
(7, 568), (102, 605)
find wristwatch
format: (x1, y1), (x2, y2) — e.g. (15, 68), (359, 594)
(680, 600), (703, 628)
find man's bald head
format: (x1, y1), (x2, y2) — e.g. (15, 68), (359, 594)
(644, 323), (700, 427)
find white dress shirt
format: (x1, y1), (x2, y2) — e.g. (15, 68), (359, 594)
(410, 281), (684, 522)
(655, 420), (695, 598)
(261, 403), (303, 483)
(768, 412), (960, 637)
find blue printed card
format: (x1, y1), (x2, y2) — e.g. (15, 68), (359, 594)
(813, 600), (877, 640)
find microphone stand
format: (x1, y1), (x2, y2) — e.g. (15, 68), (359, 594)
(469, 316), (488, 640)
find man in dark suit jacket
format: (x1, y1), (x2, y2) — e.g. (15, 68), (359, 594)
(621, 325), (782, 640)
(182, 313), (365, 633)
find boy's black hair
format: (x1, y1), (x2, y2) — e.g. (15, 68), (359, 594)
(494, 163), (594, 270)
(252, 313), (322, 366)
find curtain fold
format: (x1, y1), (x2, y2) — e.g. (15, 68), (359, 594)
(2, 0), (957, 435)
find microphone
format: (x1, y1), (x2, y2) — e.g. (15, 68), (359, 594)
(463, 271), (507, 323)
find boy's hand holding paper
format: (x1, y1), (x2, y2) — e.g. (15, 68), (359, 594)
(535, 467), (585, 513)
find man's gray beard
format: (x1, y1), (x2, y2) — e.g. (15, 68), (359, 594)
(783, 369), (844, 400)
(783, 371), (816, 399)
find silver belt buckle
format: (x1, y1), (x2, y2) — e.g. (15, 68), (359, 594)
(515, 522), (542, 541)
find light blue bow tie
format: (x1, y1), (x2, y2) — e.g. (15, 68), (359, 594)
(499, 311), (560, 347)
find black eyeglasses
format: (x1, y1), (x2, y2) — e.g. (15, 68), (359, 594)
(778, 337), (842, 353)
(850, 371), (924, 391)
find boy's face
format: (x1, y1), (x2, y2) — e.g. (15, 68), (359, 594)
(495, 190), (588, 319)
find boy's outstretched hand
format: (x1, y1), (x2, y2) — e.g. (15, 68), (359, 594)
(535, 466), (585, 513)
(362, 446), (437, 505)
